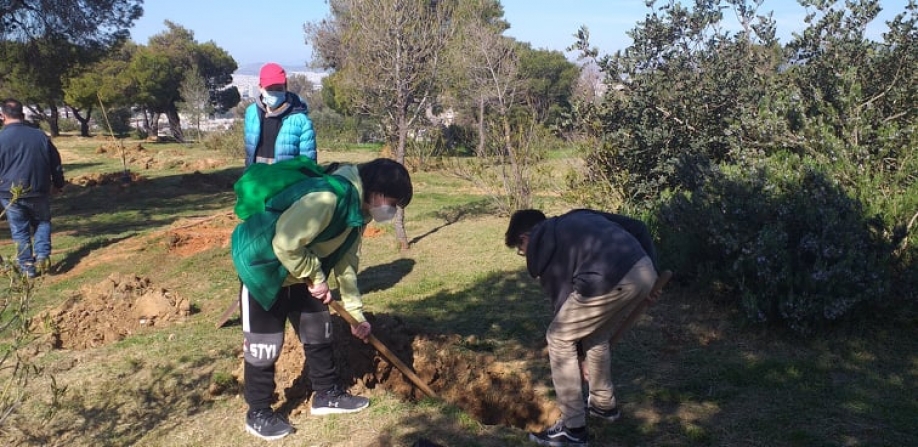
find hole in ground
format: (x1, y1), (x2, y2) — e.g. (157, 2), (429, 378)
(245, 312), (557, 431)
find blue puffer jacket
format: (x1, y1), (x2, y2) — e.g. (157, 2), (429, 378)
(243, 93), (316, 165)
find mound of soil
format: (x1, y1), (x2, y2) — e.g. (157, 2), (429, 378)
(68, 171), (143, 187)
(31, 273), (191, 350)
(163, 218), (387, 258)
(232, 312), (557, 431)
(177, 159), (229, 172)
(96, 142), (147, 156)
(164, 215), (235, 257)
(363, 225), (385, 238)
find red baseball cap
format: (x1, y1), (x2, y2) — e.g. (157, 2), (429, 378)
(259, 63), (287, 87)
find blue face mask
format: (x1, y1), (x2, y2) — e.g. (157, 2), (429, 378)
(262, 90), (286, 108)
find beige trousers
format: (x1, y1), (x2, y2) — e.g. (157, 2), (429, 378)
(546, 256), (657, 428)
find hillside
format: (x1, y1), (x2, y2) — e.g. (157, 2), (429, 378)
(1, 138), (916, 447)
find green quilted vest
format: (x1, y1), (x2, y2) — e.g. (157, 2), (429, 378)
(231, 157), (364, 310)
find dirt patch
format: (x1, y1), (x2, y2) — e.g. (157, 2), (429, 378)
(179, 158), (229, 172)
(95, 142), (230, 172)
(163, 217), (385, 257)
(164, 214), (235, 257)
(68, 171), (144, 187)
(363, 226), (385, 238)
(96, 142), (147, 157)
(30, 273), (191, 350)
(96, 142), (158, 170)
(231, 313), (557, 431)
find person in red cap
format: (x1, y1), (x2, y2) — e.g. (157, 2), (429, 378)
(243, 62), (317, 166)
(239, 62), (329, 441)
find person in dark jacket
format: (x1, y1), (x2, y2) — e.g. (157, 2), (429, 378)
(243, 62), (317, 166)
(505, 209), (660, 446)
(0, 98), (65, 278)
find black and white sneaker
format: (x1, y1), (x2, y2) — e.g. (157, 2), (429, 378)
(310, 385), (370, 415)
(528, 420), (588, 446)
(587, 396), (621, 422)
(589, 404), (621, 421)
(245, 408), (294, 441)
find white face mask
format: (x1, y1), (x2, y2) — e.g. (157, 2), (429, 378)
(370, 205), (397, 223)
(261, 89), (286, 108)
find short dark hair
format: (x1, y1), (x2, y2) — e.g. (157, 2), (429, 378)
(505, 209), (546, 248)
(358, 158), (413, 208)
(1, 98), (25, 120)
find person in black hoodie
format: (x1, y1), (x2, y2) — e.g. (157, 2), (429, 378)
(505, 209), (660, 446)
(0, 98), (65, 278)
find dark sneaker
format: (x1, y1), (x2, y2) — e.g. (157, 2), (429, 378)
(245, 408), (293, 441)
(310, 385), (370, 415)
(528, 420), (588, 446)
(589, 404), (621, 421)
(587, 396), (621, 422)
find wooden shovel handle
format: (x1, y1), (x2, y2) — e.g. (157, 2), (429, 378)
(215, 297), (241, 328)
(328, 300), (437, 398)
(609, 270), (673, 346)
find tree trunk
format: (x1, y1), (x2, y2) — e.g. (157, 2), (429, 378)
(500, 108), (530, 211)
(165, 106), (185, 142)
(145, 110), (157, 138)
(47, 103), (60, 137)
(477, 95), (486, 156)
(394, 113), (410, 250)
(70, 106), (92, 137)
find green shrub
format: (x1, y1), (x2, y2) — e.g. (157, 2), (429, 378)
(310, 109), (381, 146)
(202, 120), (244, 159)
(657, 159), (893, 334)
(104, 108), (133, 137)
(56, 118), (81, 133)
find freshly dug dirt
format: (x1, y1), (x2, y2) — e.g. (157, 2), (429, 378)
(232, 312), (557, 431)
(164, 214), (235, 257)
(30, 273), (191, 350)
(68, 171), (143, 187)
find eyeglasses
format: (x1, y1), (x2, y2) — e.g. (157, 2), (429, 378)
(515, 234), (528, 256)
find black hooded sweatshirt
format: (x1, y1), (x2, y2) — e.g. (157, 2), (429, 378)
(525, 209), (657, 314)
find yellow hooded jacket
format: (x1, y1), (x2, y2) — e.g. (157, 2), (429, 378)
(272, 164), (369, 322)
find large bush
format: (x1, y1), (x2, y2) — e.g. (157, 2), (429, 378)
(657, 158), (893, 333)
(567, 1), (918, 332)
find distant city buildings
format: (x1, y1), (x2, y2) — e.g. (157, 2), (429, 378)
(232, 71), (328, 100)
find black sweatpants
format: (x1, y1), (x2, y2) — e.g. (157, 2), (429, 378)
(241, 282), (337, 410)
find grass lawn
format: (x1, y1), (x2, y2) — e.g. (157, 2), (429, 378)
(0, 135), (916, 447)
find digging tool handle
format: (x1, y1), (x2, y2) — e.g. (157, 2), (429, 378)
(215, 297), (241, 329)
(328, 300), (437, 398)
(609, 270), (673, 346)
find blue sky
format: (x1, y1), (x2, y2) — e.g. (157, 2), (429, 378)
(130, 0), (910, 70)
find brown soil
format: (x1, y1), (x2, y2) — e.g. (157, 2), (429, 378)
(95, 142), (230, 172)
(363, 225), (385, 238)
(230, 313), (557, 432)
(163, 214), (235, 257)
(68, 171), (144, 187)
(161, 216), (387, 258)
(30, 273), (191, 350)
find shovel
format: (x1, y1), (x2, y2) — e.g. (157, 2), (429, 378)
(328, 300), (437, 398)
